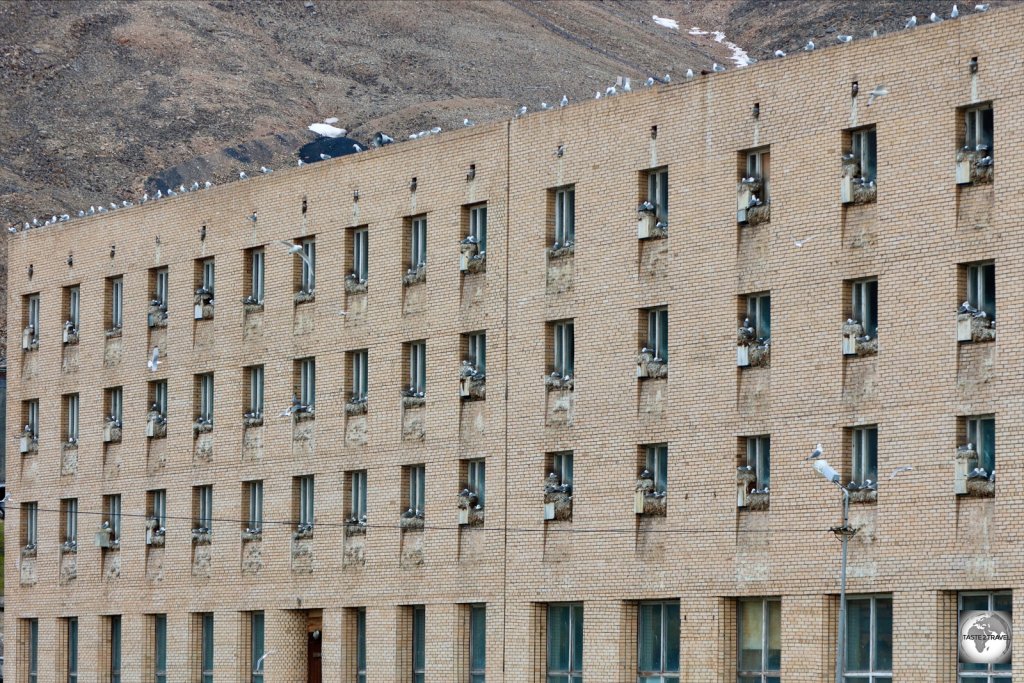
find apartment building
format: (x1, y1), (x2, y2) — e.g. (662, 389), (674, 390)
(5, 7), (1022, 682)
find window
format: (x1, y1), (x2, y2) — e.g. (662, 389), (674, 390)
(468, 204), (488, 251)
(466, 332), (487, 374)
(851, 426), (878, 485)
(247, 365), (264, 417)
(638, 601), (680, 682)
(63, 497), (78, 547)
(745, 293), (771, 341)
(299, 237), (316, 293)
(964, 104), (994, 155)
(247, 248), (265, 304)
(844, 595), (892, 681)
(194, 485), (213, 531)
(246, 481), (263, 532)
(966, 262), (996, 320)
(467, 459), (486, 507)
(297, 475), (315, 527)
(154, 614), (168, 683)
(65, 393), (80, 442)
(746, 436), (771, 490)
(737, 598), (781, 683)
(553, 186), (576, 246)
(151, 380), (168, 417)
(349, 470), (367, 521)
(351, 350), (368, 401)
(23, 501), (38, 548)
(355, 608), (367, 683)
(551, 452), (574, 488)
(107, 387), (123, 426)
(646, 307), (668, 361)
(469, 604), (486, 683)
(851, 127), (878, 183)
(197, 373), (214, 424)
(646, 167), (669, 222)
(153, 267), (169, 308)
(108, 276), (124, 330)
(410, 216), (427, 268)
(149, 490), (167, 530)
(25, 618), (40, 683)
(24, 398), (39, 440)
(552, 320), (575, 377)
(65, 285), (80, 330)
(200, 257), (215, 294)
(745, 148), (771, 201)
(298, 357), (316, 408)
(25, 292), (40, 342)
(200, 613), (214, 683)
(408, 341), (426, 395)
(958, 591), (1011, 681)
(547, 603), (584, 682)
(645, 444), (668, 494)
(851, 279), (878, 338)
(109, 615), (122, 683)
(66, 617), (79, 683)
(966, 416), (996, 474)
(407, 465), (426, 515)
(106, 494), (122, 542)
(352, 227), (369, 282)
(251, 611), (266, 683)
(412, 605), (426, 683)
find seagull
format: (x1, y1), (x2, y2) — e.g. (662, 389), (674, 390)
(190, 181), (200, 191)
(905, 15), (917, 28)
(204, 181), (213, 189)
(645, 77), (655, 86)
(606, 85), (617, 96)
(249, 211), (258, 223)
(794, 236), (814, 247)
(463, 118), (473, 127)
(622, 79), (631, 92)
(275, 241), (314, 272)
(239, 171), (248, 180)
(352, 143), (362, 152)
(430, 126), (441, 134)
(774, 49), (786, 57)
(975, 4), (989, 11)
(515, 105), (528, 117)
(930, 12), (941, 22)
(712, 63), (726, 72)
(147, 347), (160, 372)
(805, 443), (825, 461)
(685, 69), (694, 79)
(319, 153), (332, 161)
(951, 4), (959, 17)
(837, 34), (853, 43)
(372, 132), (395, 147)
(560, 94), (568, 107)
(889, 465), (914, 479)
(594, 91), (602, 99)
(804, 39), (815, 51)
(260, 166), (273, 174)
(663, 74), (671, 83)
(540, 102), (553, 110)
(255, 651), (273, 672)
(866, 86), (889, 106)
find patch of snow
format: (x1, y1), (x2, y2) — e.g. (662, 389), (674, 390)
(653, 15), (679, 30)
(308, 122), (347, 138)
(688, 25), (753, 68)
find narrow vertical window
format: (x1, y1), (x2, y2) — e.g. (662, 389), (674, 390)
(150, 490), (167, 531)
(746, 436), (771, 490)
(547, 603), (583, 682)
(646, 308), (668, 362)
(194, 485), (213, 532)
(353, 228), (369, 282)
(553, 187), (576, 246)
(467, 332), (487, 374)
(23, 293), (40, 349)
(469, 604), (486, 683)
(27, 618), (40, 683)
(247, 481), (264, 532)
(155, 267), (169, 308)
(63, 498), (78, 549)
(66, 285), (80, 335)
(24, 399), (40, 441)
(408, 341), (426, 395)
(407, 465), (426, 515)
(66, 393), (80, 443)
(201, 613), (214, 683)
(745, 293), (771, 341)
(23, 501), (38, 549)
(851, 279), (879, 338)
(469, 204), (488, 251)
(67, 617), (79, 683)
(251, 611), (266, 683)
(248, 365), (265, 418)
(351, 350), (368, 401)
(299, 358), (316, 408)
(851, 426), (878, 485)
(355, 608), (367, 683)
(249, 248), (265, 304)
(300, 237), (317, 293)
(197, 373), (214, 424)
(108, 387), (123, 426)
(154, 614), (168, 683)
(106, 494), (122, 543)
(647, 168), (669, 222)
(468, 459), (486, 507)
(966, 262), (996, 320)
(737, 598), (781, 682)
(637, 601), (680, 682)
(109, 276), (124, 330)
(412, 605), (426, 683)
(745, 148), (771, 202)
(350, 470), (368, 521)
(644, 444), (668, 494)
(297, 475), (315, 528)
(966, 415), (996, 475)
(552, 320), (575, 377)
(110, 615), (122, 683)
(410, 216), (427, 268)
(844, 595), (892, 681)
(851, 128), (878, 183)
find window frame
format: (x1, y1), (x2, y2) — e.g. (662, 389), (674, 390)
(350, 470), (368, 520)
(110, 615), (122, 683)
(152, 380), (169, 417)
(644, 444), (668, 494)
(408, 465), (426, 515)
(25, 398), (39, 439)
(551, 452), (573, 488)
(966, 262), (996, 320)
(109, 276), (124, 330)
(249, 248), (265, 304)
(67, 616), (79, 683)
(964, 104), (994, 155)
(198, 373), (214, 423)
(351, 350), (369, 401)
(106, 494), (122, 542)
(300, 237), (317, 293)
(66, 393), (80, 442)
(547, 602), (584, 681)
(647, 167), (669, 222)
(24, 501), (38, 547)
(409, 341), (426, 394)
(552, 320), (575, 377)
(843, 594), (892, 681)
(553, 187), (576, 246)
(469, 203), (488, 252)
(745, 148), (771, 202)
(745, 293), (771, 341)
(467, 332), (487, 374)
(27, 618), (40, 683)
(154, 613), (168, 683)
(353, 227), (369, 282)
(154, 267), (169, 308)
(410, 216), (428, 269)
(26, 293), (40, 340)
(299, 357), (316, 408)
(66, 285), (80, 329)
(195, 485), (213, 530)
(355, 608), (367, 683)
(251, 611), (266, 683)
(851, 279), (879, 338)
(737, 597), (782, 682)
(637, 600), (680, 682)
(412, 605), (426, 683)
(63, 497), (78, 545)
(958, 590), (1012, 681)
(108, 387), (123, 425)
(467, 459), (486, 506)
(247, 480), (264, 532)
(746, 436), (771, 490)
(851, 426), (879, 485)
(150, 490), (167, 529)
(851, 127), (878, 183)
(469, 604), (486, 683)
(248, 365), (265, 417)
(966, 415), (996, 474)
(298, 475), (315, 527)
(646, 307), (668, 361)
(200, 612), (214, 683)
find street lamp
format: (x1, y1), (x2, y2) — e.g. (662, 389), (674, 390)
(813, 458), (857, 683)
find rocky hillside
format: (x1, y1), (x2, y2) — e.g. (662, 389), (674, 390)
(1, 0), (1004, 227)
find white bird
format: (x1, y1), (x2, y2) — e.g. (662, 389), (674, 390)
(866, 85), (889, 106)
(837, 34), (853, 43)
(239, 171), (248, 180)
(930, 12), (941, 22)
(975, 4), (989, 11)
(255, 651), (273, 672)
(276, 241), (314, 273)
(249, 211), (258, 223)
(319, 153), (332, 161)
(147, 347), (160, 372)
(889, 465), (914, 479)
(594, 91), (602, 99)
(560, 94), (568, 107)
(662, 74), (670, 83)
(352, 143), (362, 152)
(712, 63), (726, 73)
(308, 122), (347, 138)
(905, 15), (917, 28)
(463, 118), (473, 126)
(645, 77), (655, 86)
(774, 49), (786, 57)
(685, 69), (694, 79)
(804, 39), (815, 51)
(260, 166), (273, 174)
(204, 181), (213, 189)
(622, 78), (631, 92)
(606, 85), (617, 96)
(794, 236), (814, 247)
(515, 105), (528, 117)
(805, 443), (825, 461)
(540, 102), (553, 110)
(951, 4), (959, 18)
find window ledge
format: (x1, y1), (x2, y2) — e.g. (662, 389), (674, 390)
(399, 516), (425, 531)
(401, 395), (426, 408)
(962, 478), (995, 498)
(242, 301), (264, 313)
(402, 265), (427, 286)
(345, 400), (368, 416)
(345, 278), (368, 294)
(241, 529), (263, 542)
(544, 374), (574, 390)
(243, 415), (264, 428)
(293, 290), (316, 304)
(546, 243), (575, 260)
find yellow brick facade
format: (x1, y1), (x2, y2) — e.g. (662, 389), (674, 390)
(6, 8), (1024, 682)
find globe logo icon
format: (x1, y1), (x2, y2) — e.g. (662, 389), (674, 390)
(959, 611), (1012, 664)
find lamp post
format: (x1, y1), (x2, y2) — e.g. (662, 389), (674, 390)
(812, 459), (858, 683)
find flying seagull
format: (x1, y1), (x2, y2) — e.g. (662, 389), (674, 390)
(147, 347), (160, 372)
(889, 465), (914, 479)
(276, 241), (314, 274)
(794, 236), (815, 247)
(866, 85), (889, 106)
